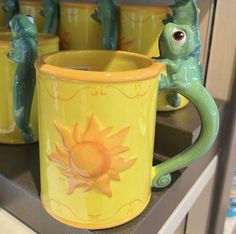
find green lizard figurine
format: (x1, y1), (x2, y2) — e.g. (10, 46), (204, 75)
(151, 0), (219, 188)
(91, 0), (118, 50)
(41, 0), (59, 34)
(157, 0), (201, 108)
(2, 0), (19, 26)
(8, 14), (38, 143)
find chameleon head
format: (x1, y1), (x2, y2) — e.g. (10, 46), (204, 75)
(9, 14), (37, 38)
(159, 22), (200, 59)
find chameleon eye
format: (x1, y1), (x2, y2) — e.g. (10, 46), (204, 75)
(172, 29), (186, 46)
(26, 15), (35, 24)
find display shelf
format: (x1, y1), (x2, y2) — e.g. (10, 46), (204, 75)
(0, 100), (225, 234)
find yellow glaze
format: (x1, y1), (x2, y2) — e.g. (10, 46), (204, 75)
(0, 32), (59, 144)
(36, 50), (164, 229)
(19, 0), (44, 32)
(119, 5), (170, 57)
(59, 2), (102, 50)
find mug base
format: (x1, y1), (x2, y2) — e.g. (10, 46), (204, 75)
(41, 194), (151, 230)
(0, 124), (38, 144)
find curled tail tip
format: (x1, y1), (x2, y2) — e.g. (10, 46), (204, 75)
(152, 173), (172, 188)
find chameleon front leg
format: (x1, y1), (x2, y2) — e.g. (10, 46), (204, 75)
(155, 58), (182, 108)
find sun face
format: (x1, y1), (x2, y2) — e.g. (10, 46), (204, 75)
(48, 115), (137, 197)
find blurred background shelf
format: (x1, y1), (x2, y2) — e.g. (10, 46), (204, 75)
(0, 100), (225, 234)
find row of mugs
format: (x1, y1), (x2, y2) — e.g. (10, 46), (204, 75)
(0, 1), (189, 112)
(0, 1), (169, 56)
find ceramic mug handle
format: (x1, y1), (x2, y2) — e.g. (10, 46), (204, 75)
(152, 79), (220, 188)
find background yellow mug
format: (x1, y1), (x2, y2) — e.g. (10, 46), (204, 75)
(0, 32), (59, 144)
(59, 1), (102, 50)
(36, 50), (219, 229)
(19, 0), (44, 32)
(118, 4), (188, 111)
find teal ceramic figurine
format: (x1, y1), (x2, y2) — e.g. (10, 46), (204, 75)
(2, 0), (19, 26)
(41, 0), (59, 34)
(152, 0), (219, 187)
(91, 0), (118, 50)
(8, 14), (38, 143)
(157, 0), (201, 108)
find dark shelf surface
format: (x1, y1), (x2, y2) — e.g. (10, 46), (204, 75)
(0, 100), (225, 234)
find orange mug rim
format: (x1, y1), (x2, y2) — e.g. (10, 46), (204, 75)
(35, 50), (164, 83)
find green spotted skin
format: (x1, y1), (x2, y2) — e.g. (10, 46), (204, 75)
(91, 0), (118, 50)
(8, 14), (38, 143)
(159, 0), (201, 107)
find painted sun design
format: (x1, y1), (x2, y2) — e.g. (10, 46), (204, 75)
(49, 115), (137, 197)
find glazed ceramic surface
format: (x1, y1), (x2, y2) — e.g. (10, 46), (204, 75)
(59, 2), (102, 50)
(91, 0), (118, 50)
(0, 31), (59, 144)
(119, 5), (170, 57)
(19, 0), (44, 32)
(41, 0), (59, 35)
(156, 0), (201, 111)
(36, 50), (219, 229)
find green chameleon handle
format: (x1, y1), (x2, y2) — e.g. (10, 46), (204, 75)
(41, 0), (59, 34)
(152, 0), (219, 187)
(152, 79), (219, 187)
(160, 0), (201, 108)
(91, 0), (118, 50)
(8, 14), (38, 143)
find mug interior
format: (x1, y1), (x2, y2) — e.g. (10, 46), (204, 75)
(43, 50), (152, 72)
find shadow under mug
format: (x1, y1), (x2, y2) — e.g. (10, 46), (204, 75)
(0, 32), (59, 144)
(59, 1), (102, 50)
(119, 5), (189, 111)
(35, 50), (219, 229)
(19, 0), (44, 32)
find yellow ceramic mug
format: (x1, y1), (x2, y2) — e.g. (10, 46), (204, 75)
(0, 32), (59, 144)
(119, 5), (188, 111)
(119, 5), (169, 57)
(59, 1), (102, 50)
(19, 0), (44, 32)
(36, 50), (219, 229)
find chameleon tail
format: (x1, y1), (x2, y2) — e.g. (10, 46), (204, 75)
(14, 102), (34, 143)
(21, 126), (34, 143)
(13, 66), (36, 144)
